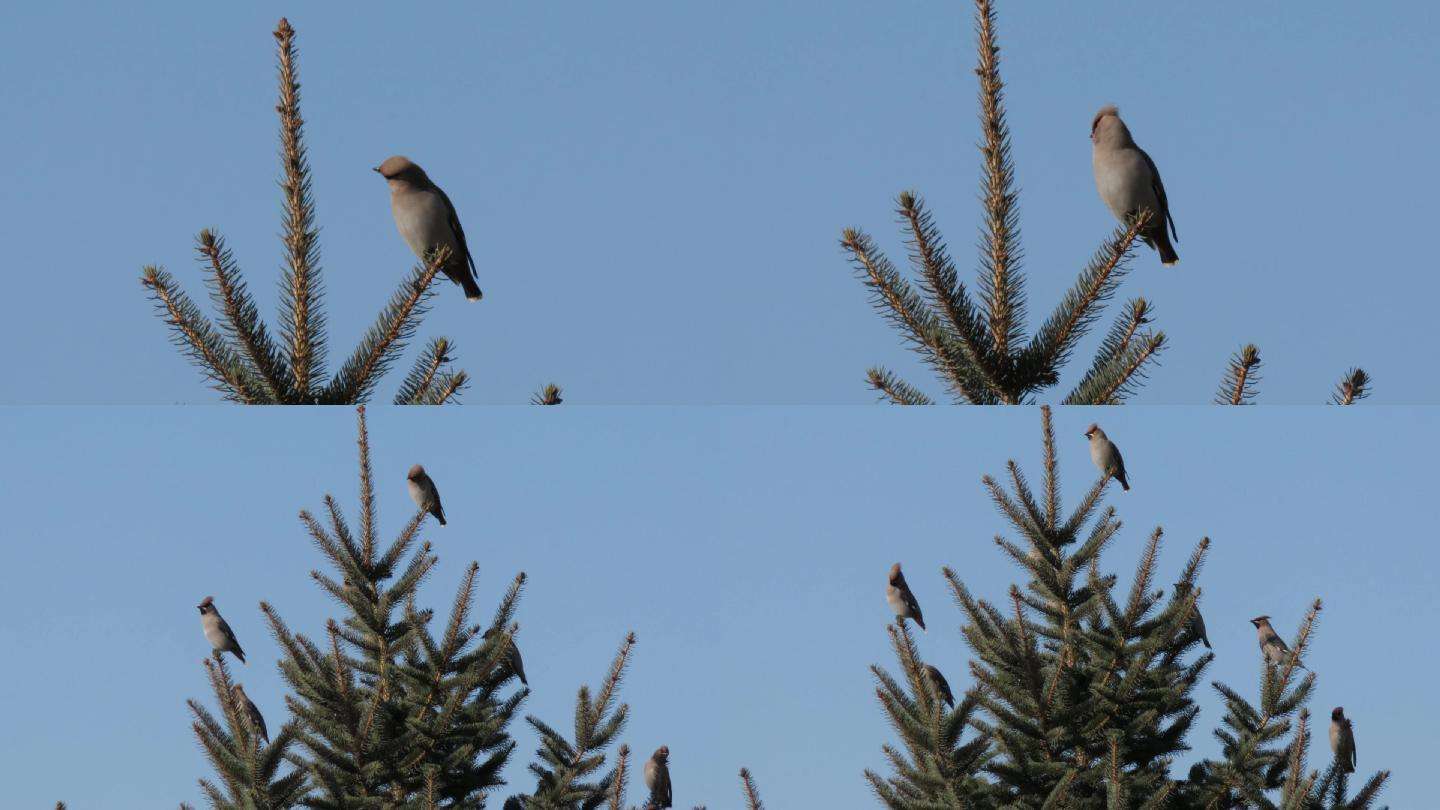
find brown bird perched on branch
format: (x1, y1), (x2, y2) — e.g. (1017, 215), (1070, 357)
(1084, 424), (1130, 492)
(886, 563), (926, 631)
(1251, 615), (1306, 670)
(644, 745), (672, 808)
(925, 664), (955, 708)
(1330, 707), (1356, 773)
(407, 464), (446, 526)
(1091, 105), (1179, 266)
(233, 684), (269, 744)
(198, 596), (246, 664)
(375, 156), (483, 301)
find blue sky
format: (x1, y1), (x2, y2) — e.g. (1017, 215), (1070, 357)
(1, 406), (1434, 807)
(3, 2), (1437, 403)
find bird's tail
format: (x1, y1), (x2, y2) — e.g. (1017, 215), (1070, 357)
(461, 274), (483, 301)
(1156, 231), (1179, 266)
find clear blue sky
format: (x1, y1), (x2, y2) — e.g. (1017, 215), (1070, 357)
(2, 2), (1436, 403)
(1, 406), (1434, 807)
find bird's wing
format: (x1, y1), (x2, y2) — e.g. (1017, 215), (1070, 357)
(435, 185), (479, 280)
(1138, 147), (1177, 242)
(1110, 442), (1127, 478)
(902, 587), (923, 617)
(1349, 722), (1357, 766)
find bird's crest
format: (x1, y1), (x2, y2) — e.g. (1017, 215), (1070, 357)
(1091, 105), (1119, 134)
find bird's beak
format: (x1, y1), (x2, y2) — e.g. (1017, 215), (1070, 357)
(372, 166), (382, 174)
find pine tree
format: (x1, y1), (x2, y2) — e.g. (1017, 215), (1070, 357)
(1184, 599), (1390, 809)
(184, 655), (307, 808)
(180, 406), (619, 807)
(141, 19), (556, 405)
(846, 0), (1367, 405)
(868, 407), (1389, 808)
(510, 633), (635, 808)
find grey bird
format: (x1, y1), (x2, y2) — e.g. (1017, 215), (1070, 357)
(1251, 615), (1307, 670)
(198, 596), (246, 664)
(483, 627), (528, 685)
(1330, 707), (1356, 773)
(925, 664), (955, 708)
(644, 745), (672, 809)
(1084, 424), (1130, 492)
(1173, 581), (1211, 649)
(375, 156), (483, 301)
(1091, 106), (1179, 266)
(887, 562), (926, 631)
(407, 464), (446, 526)
(233, 683), (269, 744)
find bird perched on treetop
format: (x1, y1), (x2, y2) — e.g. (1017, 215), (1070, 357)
(198, 596), (246, 664)
(1173, 581), (1211, 649)
(1251, 615), (1306, 670)
(644, 745), (672, 808)
(886, 562), (926, 631)
(925, 664), (955, 708)
(1084, 424), (1130, 492)
(233, 683), (269, 744)
(1330, 707), (1356, 773)
(375, 156), (483, 301)
(407, 464), (447, 526)
(1091, 106), (1179, 266)
(483, 626), (528, 685)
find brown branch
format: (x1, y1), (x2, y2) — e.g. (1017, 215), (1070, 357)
(141, 267), (260, 403)
(974, 0), (1021, 360)
(1092, 333), (1166, 405)
(739, 768), (765, 810)
(274, 17), (324, 397)
(197, 230), (291, 401)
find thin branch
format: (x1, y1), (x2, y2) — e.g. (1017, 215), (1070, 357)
(739, 767), (765, 810)
(322, 251), (447, 404)
(1330, 367), (1371, 405)
(1019, 216), (1147, 390)
(1215, 344), (1262, 405)
(141, 266), (262, 403)
(198, 229), (292, 401)
(867, 367), (934, 405)
(843, 228), (993, 403)
(900, 191), (1003, 398)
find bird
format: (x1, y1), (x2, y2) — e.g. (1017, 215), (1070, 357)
(198, 596), (246, 664)
(1084, 424), (1130, 491)
(1173, 581), (1211, 649)
(1251, 615), (1306, 670)
(1330, 707), (1356, 773)
(375, 155), (483, 301)
(233, 684), (269, 744)
(483, 627), (528, 685)
(644, 745), (672, 808)
(1091, 105), (1179, 266)
(924, 664), (954, 708)
(407, 464), (446, 526)
(887, 563), (926, 631)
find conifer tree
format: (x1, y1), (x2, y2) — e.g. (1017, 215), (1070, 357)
(846, 0), (1367, 405)
(184, 655), (307, 809)
(180, 407), (624, 807)
(868, 407), (1390, 808)
(141, 19), (555, 405)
